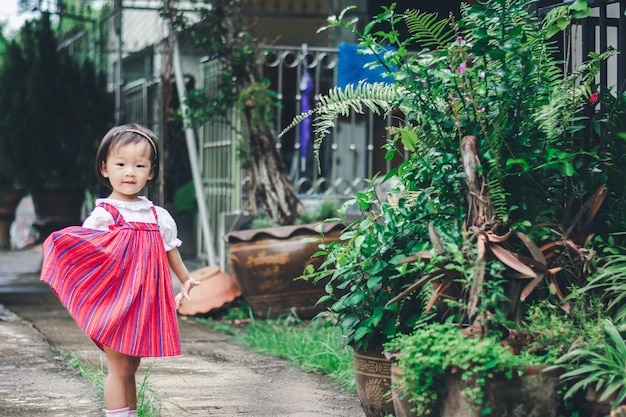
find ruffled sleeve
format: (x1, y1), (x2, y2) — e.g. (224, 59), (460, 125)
(82, 206), (114, 231)
(155, 206), (182, 251)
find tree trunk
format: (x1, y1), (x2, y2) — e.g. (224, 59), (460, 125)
(217, 0), (302, 225)
(461, 135), (495, 229)
(243, 106), (301, 225)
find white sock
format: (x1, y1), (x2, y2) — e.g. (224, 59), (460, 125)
(128, 410), (138, 417)
(105, 407), (129, 416)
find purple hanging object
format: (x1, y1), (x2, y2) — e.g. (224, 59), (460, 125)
(299, 68), (314, 171)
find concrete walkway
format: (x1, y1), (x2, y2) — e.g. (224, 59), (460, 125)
(0, 246), (365, 417)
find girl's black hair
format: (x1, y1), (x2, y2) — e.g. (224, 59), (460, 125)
(94, 123), (160, 189)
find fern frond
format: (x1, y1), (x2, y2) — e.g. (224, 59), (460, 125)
(404, 10), (455, 49)
(534, 90), (570, 143)
(482, 113), (509, 221)
(279, 80), (401, 147)
(310, 82), (402, 159)
(278, 82), (402, 170)
(412, 125), (445, 152)
(567, 47), (619, 91)
(485, 159), (509, 221)
(534, 48), (617, 143)
(279, 109), (317, 139)
(279, 81), (400, 139)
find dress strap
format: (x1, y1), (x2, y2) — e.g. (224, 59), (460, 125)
(151, 205), (159, 227)
(99, 202), (125, 224)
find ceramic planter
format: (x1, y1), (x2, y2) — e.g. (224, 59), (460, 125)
(225, 222), (344, 319)
(353, 345), (396, 417)
(176, 265), (242, 316)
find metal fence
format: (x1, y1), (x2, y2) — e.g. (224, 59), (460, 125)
(196, 45), (397, 264)
(197, 58), (242, 266)
(197, 45), (393, 204)
(538, 0), (626, 94)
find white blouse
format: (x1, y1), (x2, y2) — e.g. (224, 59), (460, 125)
(82, 196), (182, 252)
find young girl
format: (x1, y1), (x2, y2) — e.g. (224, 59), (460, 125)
(41, 124), (199, 417)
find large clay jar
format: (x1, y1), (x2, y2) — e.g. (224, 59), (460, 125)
(439, 365), (561, 417)
(225, 222), (344, 319)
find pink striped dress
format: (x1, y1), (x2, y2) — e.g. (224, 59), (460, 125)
(40, 199), (181, 357)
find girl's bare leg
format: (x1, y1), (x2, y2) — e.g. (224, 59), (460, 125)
(103, 346), (140, 410)
(127, 355), (141, 412)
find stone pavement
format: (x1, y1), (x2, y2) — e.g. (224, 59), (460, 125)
(0, 245), (365, 417)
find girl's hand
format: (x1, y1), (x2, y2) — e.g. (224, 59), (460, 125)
(612, 405), (626, 417)
(175, 277), (200, 308)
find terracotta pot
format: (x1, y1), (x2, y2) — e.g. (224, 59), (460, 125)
(225, 222), (344, 319)
(353, 345), (395, 417)
(177, 265), (242, 316)
(0, 189), (26, 249)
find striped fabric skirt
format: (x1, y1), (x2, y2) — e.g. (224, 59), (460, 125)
(40, 216), (181, 358)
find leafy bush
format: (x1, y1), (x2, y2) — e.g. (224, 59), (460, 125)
(293, 0), (622, 350)
(386, 323), (526, 415)
(554, 318), (626, 408)
(0, 13), (112, 193)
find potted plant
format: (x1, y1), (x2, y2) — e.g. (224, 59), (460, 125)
(385, 322), (564, 417)
(282, 0), (625, 415)
(553, 318), (626, 416)
(0, 13), (112, 238)
(543, 252), (626, 415)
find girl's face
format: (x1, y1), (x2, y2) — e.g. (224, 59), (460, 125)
(101, 142), (154, 201)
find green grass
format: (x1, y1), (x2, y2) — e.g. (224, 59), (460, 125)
(59, 350), (164, 417)
(195, 306), (356, 395)
(240, 316), (356, 393)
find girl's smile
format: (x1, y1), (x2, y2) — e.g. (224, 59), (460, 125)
(101, 142), (154, 201)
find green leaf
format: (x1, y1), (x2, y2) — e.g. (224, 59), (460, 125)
(370, 306), (384, 327)
(562, 161), (575, 176)
(569, 0), (592, 19)
(506, 158), (531, 170)
(400, 128), (417, 152)
(346, 291), (366, 306)
(385, 148), (397, 160)
(545, 17), (569, 39)
(354, 325), (372, 342)
(356, 191), (371, 210)
(366, 275), (383, 291)
(363, 20), (377, 36)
